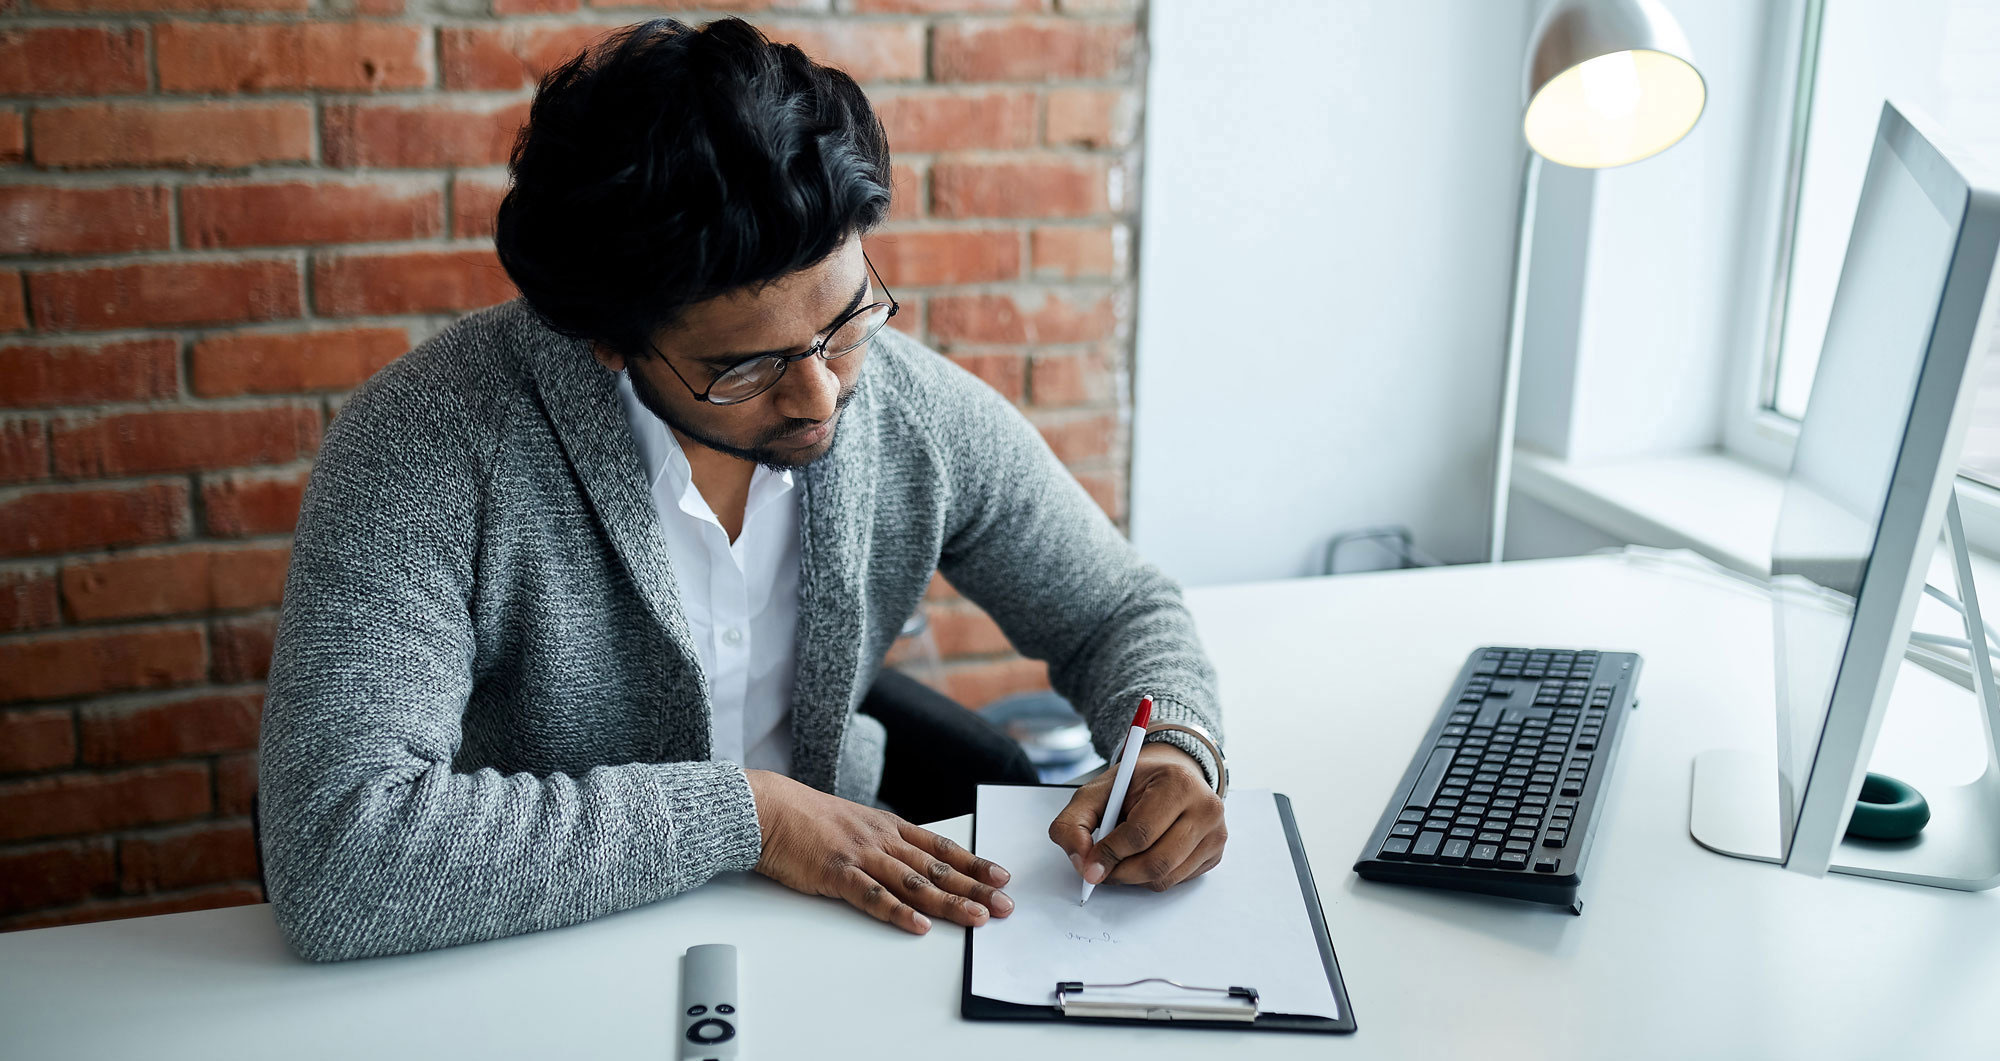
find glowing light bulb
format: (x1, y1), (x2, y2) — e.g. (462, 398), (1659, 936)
(1577, 50), (1642, 118)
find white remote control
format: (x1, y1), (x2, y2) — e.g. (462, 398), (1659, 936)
(679, 944), (740, 1060)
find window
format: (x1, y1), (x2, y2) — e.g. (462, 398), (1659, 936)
(1762, 0), (2000, 487)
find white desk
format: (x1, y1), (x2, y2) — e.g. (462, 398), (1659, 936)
(4, 554), (1997, 1059)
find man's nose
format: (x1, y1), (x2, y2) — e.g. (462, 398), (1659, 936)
(771, 350), (840, 422)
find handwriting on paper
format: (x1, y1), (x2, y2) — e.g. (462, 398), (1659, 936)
(1065, 930), (1119, 945)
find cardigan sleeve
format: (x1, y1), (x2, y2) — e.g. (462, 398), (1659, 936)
(908, 349), (1225, 786)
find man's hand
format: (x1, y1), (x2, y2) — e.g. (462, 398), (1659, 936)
(1049, 742), (1227, 892)
(745, 770), (1013, 935)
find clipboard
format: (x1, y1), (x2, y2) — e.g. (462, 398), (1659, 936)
(961, 787), (1357, 1034)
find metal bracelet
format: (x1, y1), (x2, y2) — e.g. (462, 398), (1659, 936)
(1143, 720), (1228, 797)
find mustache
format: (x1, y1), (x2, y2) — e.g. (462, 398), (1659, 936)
(755, 384), (858, 446)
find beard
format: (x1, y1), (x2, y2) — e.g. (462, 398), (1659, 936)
(627, 360), (856, 470)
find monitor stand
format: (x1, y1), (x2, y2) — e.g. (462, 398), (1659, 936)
(1689, 494), (2000, 891)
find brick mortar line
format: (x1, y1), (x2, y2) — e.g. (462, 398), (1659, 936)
(0, 77), (1141, 105)
(0, 681), (270, 716)
(8, 393), (337, 413)
(0, 170), (459, 190)
(0, 466), (295, 498)
(1, 9), (1141, 24)
(17, 596), (283, 634)
(294, 246), (317, 324)
(44, 537), (295, 562)
(2, 89), (531, 104)
(0, 238), (501, 268)
(0, 317), (433, 345)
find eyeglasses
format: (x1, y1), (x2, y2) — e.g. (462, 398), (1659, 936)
(653, 254), (899, 406)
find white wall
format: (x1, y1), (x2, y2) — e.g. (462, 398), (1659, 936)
(1131, 0), (1536, 586)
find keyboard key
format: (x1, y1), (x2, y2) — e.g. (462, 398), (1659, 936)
(1468, 844), (1500, 866)
(1544, 831), (1567, 846)
(1405, 747), (1456, 808)
(1411, 831), (1445, 861)
(1477, 830), (1505, 844)
(1560, 784), (1583, 797)
(1398, 809), (1425, 823)
(1535, 857), (1561, 873)
(1499, 851), (1529, 869)
(1508, 828), (1537, 841)
(1391, 823), (1420, 838)
(1449, 826), (1477, 840)
(1380, 837), (1412, 859)
(1504, 840), (1532, 853)
(1440, 839), (1471, 864)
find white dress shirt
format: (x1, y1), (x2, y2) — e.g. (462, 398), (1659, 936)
(617, 373), (801, 774)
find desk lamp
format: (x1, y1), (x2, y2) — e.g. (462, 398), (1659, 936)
(1488, 0), (1707, 562)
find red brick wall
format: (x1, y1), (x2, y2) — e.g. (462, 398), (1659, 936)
(0, 1), (1143, 930)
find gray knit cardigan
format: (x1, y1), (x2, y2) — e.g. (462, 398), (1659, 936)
(258, 299), (1222, 962)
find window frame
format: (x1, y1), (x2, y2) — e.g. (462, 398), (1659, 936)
(1718, 0), (2000, 554)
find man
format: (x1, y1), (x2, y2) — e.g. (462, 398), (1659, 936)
(259, 17), (1226, 962)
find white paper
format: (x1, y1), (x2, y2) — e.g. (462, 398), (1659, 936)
(969, 785), (1341, 1020)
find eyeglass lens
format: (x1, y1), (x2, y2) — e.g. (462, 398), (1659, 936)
(707, 302), (894, 403)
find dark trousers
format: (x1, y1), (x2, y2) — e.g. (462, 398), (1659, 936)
(862, 668), (1039, 823)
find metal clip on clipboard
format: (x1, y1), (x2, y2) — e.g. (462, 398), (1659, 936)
(1054, 979), (1260, 1022)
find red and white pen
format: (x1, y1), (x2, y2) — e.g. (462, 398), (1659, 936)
(1080, 695), (1153, 905)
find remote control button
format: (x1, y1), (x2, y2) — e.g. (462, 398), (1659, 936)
(716, 1005), (734, 1015)
(686, 1018), (735, 1045)
(686, 1005), (706, 1016)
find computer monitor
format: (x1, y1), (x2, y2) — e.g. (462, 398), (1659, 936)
(1689, 101), (2000, 890)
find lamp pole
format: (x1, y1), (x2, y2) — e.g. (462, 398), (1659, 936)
(1489, 151), (1545, 564)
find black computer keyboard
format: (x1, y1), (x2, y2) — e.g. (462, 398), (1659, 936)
(1353, 646), (1642, 913)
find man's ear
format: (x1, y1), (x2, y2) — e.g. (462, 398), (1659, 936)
(589, 342), (627, 373)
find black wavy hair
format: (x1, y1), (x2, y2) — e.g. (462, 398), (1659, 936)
(494, 18), (893, 362)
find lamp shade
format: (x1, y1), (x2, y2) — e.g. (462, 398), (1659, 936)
(1522, 0), (1706, 169)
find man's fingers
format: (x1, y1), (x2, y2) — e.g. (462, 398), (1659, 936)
(901, 821), (1010, 887)
(1159, 834), (1228, 890)
(1048, 778), (1110, 862)
(867, 850), (991, 928)
(1106, 812), (1204, 888)
(1091, 777), (1184, 865)
(891, 841), (1013, 918)
(836, 865), (930, 935)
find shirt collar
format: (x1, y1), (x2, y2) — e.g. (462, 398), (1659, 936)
(615, 371), (795, 523)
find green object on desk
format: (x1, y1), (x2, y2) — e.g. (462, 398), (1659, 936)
(1846, 773), (1930, 841)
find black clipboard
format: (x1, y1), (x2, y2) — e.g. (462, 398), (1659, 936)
(960, 788), (1357, 1034)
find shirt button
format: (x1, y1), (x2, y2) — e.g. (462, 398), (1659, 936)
(722, 627), (744, 647)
